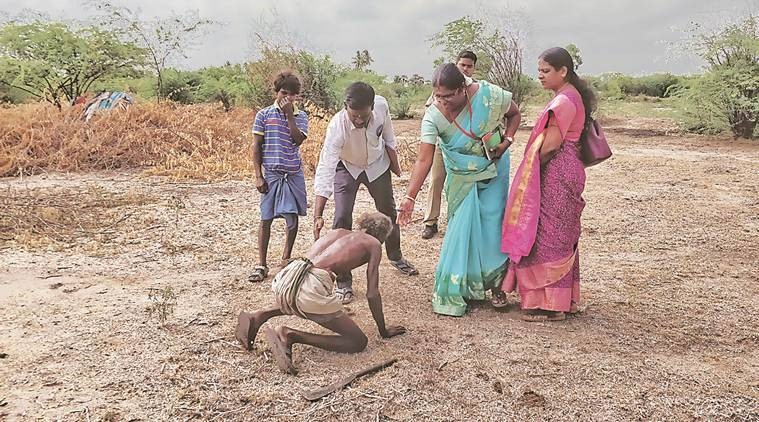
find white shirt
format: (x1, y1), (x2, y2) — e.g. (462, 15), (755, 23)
(313, 95), (397, 198)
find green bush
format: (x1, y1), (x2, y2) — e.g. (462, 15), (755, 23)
(333, 69), (388, 100)
(390, 95), (414, 119)
(0, 21), (145, 109)
(247, 48), (343, 111)
(675, 14), (758, 138)
(159, 69), (201, 104)
(622, 74), (681, 97)
(589, 73), (682, 99)
(510, 74), (541, 105)
(0, 83), (31, 104)
(89, 74), (154, 100)
(673, 69), (758, 137)
(333, 70), (429, 116)
(195, 64), (254, 111)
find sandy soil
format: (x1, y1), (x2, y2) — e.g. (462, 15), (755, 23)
(1, 118), (758, 421)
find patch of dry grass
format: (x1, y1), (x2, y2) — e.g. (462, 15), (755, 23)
(0, 128), (757, 420)
(0, 102), (418, 181)
(0, 185), (153, 249)
(0, 103), (256, 180)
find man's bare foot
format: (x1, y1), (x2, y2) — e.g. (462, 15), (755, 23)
(235, 311), (263, 351)
(521, 310), (566, 322)
(264, 326), (297, 375)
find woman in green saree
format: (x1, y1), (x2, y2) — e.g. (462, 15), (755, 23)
(398, 64), (521, 316)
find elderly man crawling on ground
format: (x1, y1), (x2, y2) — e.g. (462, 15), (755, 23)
(235, 212), (406, 374)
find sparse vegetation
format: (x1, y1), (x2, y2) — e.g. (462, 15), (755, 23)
(673, 15), (759, 138)
(0, 6), (757, 421)
(0, 185), (152, 249)
(146, 286), (177, 326)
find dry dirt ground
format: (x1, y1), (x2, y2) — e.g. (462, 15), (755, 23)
(1, 118), (758, 421)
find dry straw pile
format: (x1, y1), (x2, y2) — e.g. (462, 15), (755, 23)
(0, 102), (338, 180)
(0, 102), (418, 180)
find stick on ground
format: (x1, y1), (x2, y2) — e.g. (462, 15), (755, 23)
(300, 358), (398, 401)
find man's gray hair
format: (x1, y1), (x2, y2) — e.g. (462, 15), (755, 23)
(356, 212), (392, 243)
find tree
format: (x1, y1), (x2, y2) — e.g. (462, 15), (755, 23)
(428, 15), (529, 105)
(158, 68), (201, 104)
(248, 24), (343, 111)
(0, 21), (144, 109)
(393, 74), (409, 84)
(352, 49), (373, 71)
(246, 9), (343, 110)
(246, 45), (342, 111)
(410, 74), (427, 86)
(196, 63), (252, 111)
(677, 14), (758, 138)
(429, 18), (492, 78)
(565, 43), (583, 69)
(89, 1), (216, 102)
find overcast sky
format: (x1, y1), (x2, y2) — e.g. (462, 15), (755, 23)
(2, 0), (758, 77)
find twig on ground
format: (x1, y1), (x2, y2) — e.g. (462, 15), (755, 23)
(208, 404), (250, 421)
(437, 356), (461, 371)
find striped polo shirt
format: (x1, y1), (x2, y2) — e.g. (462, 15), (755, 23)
(252, 103), (309, 174)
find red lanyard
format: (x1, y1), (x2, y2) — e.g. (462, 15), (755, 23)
(451, 94), (479, 140)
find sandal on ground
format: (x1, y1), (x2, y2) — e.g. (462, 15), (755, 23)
(491, 291), (509, 309)
(521, 310), (566, 322)
(389, 258), (419, 276)
(421, 224), (438, 240)
(334, 287), (355, 305)
(248, 265), (268, 283)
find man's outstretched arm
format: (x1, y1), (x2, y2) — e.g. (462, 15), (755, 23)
(365, 243), (406, 338)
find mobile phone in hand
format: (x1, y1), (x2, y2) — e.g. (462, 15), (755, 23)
(483, 142), (494, 160)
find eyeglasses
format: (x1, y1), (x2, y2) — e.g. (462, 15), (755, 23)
(434, 88), (463, 103)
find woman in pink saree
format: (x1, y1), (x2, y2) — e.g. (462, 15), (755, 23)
(501, 47), (597, 322)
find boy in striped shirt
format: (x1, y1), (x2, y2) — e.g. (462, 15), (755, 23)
(249, 71), (309, 282)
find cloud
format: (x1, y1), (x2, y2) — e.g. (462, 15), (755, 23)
(0, 0), (753, 76)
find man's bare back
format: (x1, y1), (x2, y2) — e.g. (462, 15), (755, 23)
(234, 213), (405, 375)
(306, 229), (380, 276)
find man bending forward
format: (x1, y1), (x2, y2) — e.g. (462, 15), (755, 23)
(235, 212), (406, 374)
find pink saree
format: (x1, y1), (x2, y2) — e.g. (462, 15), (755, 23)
(501, 85), (586, 312)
